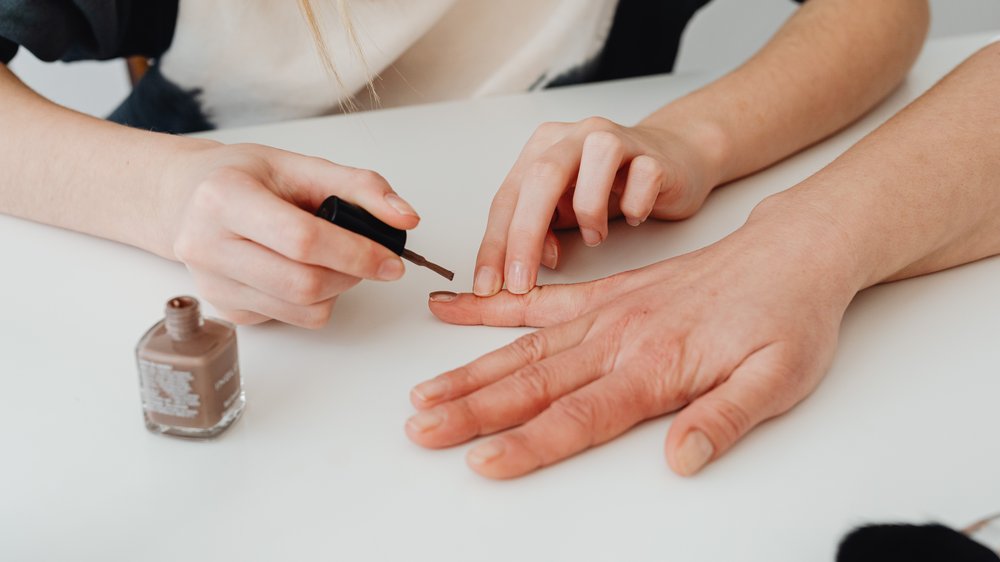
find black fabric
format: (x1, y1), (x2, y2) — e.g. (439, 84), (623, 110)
(0, 0), (178, 64)
(549, 0), (805, 87)
(108, 65), (212, 133)
(837, 524), (1000, 562)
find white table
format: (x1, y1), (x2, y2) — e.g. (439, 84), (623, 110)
(3, 32), (999, 562)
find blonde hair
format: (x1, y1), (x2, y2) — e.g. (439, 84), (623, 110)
(298, 0), (378, 110)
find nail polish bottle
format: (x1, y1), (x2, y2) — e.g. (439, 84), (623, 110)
(135, 296), (245, 438)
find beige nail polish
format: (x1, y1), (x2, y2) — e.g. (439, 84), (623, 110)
(135, 296), (245, 438)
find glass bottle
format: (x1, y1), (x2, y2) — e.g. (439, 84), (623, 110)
(135, 296), (245, 438)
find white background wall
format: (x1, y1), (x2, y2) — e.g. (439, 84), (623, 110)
(7, 0), (1000, 119)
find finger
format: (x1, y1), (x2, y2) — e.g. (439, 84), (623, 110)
(665, 343), (805, 476)
(464, 373), (656, 479)
(573, 131), (628, 245)
(410, 316), (594, 410)
(406, 336), (608, 448)
(619, 155), (666, 226)
(427, 284), (593, 328)
(214, 178), (404, 280)
(474, 123), (569, 297)
(186, 237), (360, 305)
(541, 229), (560, 270)
(505, 139), (584, 294)
(277, 154), (420, 230)
(427, 268), (654, 328)
(193, 270), (339, 329)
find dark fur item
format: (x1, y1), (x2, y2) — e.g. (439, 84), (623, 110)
(837, 523), (1000, 562)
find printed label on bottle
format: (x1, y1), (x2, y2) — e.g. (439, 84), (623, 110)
(138, 359), (200, 418)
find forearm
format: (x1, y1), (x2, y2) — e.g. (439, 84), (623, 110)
(640, 0), (929, 186)
(751, 41), (1000, 293)
(0, 63), (215, 258)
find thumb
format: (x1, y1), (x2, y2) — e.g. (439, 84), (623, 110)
(664, 343), (807, 477)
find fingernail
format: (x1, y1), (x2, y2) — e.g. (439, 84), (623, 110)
(412, 379), (448, 402)
(473, 267), (500, 297)
(377, 258), (405, 280)
(385, 193), (419, 218)
(580, 228), (603, 247)
(429, 291), (457, 303)
(541, 239), (559, 269)
(468, 439), (506, 465)
(406, 410), (442, 433)
(506, 260), (530, 294)
(625, 216), (642, 227)
(676, 430), (714, 476)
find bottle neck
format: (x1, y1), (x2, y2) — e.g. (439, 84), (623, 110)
(165, 296), (203, 341)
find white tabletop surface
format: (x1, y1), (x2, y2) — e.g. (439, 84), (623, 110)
(3, 32), (999, 562)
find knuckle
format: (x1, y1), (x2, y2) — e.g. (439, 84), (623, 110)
(171, 233), (200, 264)
(286, 269), (326, 305)
(580, 115), (613, 131)
(189, 176), (231, 213)
(550, 394), (599, 435)
(351, 168), (389, 191)
(703, 396), (753, 444)
(509, 331), (548, 364)
(300, 301), (335, 329)
(506, 364), (555, 409)
(583, 130), (623, 153)
(534, 121), (563, 138)
(284, 220), (320, 262)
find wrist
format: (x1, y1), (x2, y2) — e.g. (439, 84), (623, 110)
(153, 135), (223, 260)
(738, 189), (871, 306)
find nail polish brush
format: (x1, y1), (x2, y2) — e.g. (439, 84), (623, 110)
(316, 196), (454, 281)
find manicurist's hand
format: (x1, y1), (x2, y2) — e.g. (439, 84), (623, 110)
(163, 143), (421, 327)
(472, 0), (928, 297)
(409, 203), (861, 478)
(473, 116), (723, 297)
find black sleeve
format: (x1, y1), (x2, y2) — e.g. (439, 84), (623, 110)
(0, 0), (177, 64)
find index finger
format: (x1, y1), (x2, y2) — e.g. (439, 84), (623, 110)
(221, 179), (405, 281)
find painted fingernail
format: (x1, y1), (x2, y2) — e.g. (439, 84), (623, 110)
(541, 239), (559, 269)
(377, 258), (405, 280)
(473, 267), (500, 297)
(429, 291), (457, 303)
(406, 410), (443, 433)
(412, 379), (449, 402)
(625, 216), (642, 227)
(385, 192), (420, 218)
(580, 228), (603, 247)
(676, 430), (714, 476)
(506, 260), (530, 294)
(468, 439), (506, 465)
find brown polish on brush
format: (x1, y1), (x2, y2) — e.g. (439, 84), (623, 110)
(317, 196), (454, 281)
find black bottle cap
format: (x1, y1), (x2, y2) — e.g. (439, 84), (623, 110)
(316, 196), (406, 255)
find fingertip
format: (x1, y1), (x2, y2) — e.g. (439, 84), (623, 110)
(667, 429), (716, 477)
(427, 292), (483, 325)
(376, 256), (406, 281)
(384, 192), (420, 219)
(466, 436), (539, 479)
(473, 266), (502, 297)
(505, 260), (535, 295)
